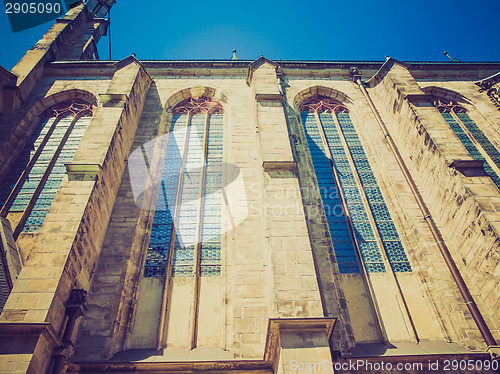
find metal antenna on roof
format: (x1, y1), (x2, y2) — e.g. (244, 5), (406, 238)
(444, 51), (461, 62)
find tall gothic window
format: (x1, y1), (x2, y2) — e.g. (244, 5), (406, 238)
(0, 101), (93, 237)
(0, 101), (92, 312)
(144, 98), (223, 280)
(435, 100), (500, 190)
(300, 97), (411, 274)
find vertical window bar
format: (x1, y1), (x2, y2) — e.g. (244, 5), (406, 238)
(307, 109), (388, 342)
(328, 109), (419, 342)
(324, 111), (390, 271)
(13, 114), (81, 239)
(23, 116), (91, 233)
(190, 111), (210, 349)
(0, 117), (60, 218)
(329, 110), (411, 272)
(158, 112), (192, 349)
(312, 111), (368, 271)
(302, 112), (359, 273)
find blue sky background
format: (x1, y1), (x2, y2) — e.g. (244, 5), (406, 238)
(1, 0), (500, 70)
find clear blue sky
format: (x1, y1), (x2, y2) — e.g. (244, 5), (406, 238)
(1, 0), (500, 70)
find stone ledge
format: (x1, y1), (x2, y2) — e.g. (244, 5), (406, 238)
(448, 159), (487, 177)
(69, 360), (273, 373)
(99, 93), (128, 107)
(0, 322), (61, 349)
(65, 163), (102, 181)
(262, 161), (297, 173)
(405, 93), (434, 107)
(264, 317), (337, 371)
(69, 318), (337, 373)
(255, 93), (283, 103)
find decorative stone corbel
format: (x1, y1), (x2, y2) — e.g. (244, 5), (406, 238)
(475, 72), (500, 108)
(51, 289), (87, 373)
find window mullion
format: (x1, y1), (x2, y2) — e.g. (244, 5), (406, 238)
(13, 114), (81, 239)
(313, 110), (388, 341)
(313, 111), (367, 275)
(157, 111), (192, 349)
(329, 112), (392, 273)
(450, 110), (500, 178)
(329, 110), (419, 343)
(0, 117), (61, 218)
(189, 110), (210, 349)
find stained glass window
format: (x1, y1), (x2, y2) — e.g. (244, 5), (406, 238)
(301, 98), (412, 273)
(0, 101), (93, 235)
(144, 98), (223, 278)
(436, 101), (500, 190)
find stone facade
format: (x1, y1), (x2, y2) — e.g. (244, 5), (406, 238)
(0, 3), (500, 374)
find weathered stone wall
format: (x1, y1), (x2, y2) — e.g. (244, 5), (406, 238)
(2, 56), (500, 373)
(283, 76), (458, 351)
(0, 59), (151, 373)
(75, 63), (326, 361)
(367, 61), (500, 348)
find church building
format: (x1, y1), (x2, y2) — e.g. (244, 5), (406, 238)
(0, 1), (499, 373)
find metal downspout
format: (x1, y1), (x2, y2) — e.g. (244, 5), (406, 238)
(352, 72), (497, 348)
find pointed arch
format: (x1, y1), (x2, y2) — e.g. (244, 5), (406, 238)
(292, 86), (353, 112)
(0, 89), (99, 180)
(422, 86), (472, 106)
(164, 87), (228, 114)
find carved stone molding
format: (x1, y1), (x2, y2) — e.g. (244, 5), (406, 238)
(475, 72), (500, 109)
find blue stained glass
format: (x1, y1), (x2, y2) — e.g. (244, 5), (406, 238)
(0, 118), (54, 209)
(343, 188), (363, 204)
(363, 187), (385, 203)
(376, 221), (399, 241)
(332, 159), (351, 172)
(200, 265), (221, 276)
(353, 221), (376, 242)
(336, 171), (357, 187)
(144, 114), (188, 277)
(303, 111), (361, 274)
(10, 116), (91, 233)
(302, 107), (412, 273)
(348, 203), (370, 221)
(369, 203), (391, 221)
(172, 266), (193, 277)
(146, 111), (223, 278)
(334, 112), (410, 272)
(365, 263), (386, 273)
(442, 111), (500, 191)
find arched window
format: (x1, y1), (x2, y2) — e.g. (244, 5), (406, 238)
(144, 97), (224, 279)
(300, 97), (411, 273)
(128, 97), (225, 350)
(0, 101), (93, 236)
(0, 100), (93, 312)
(435, 99), (500, 190)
